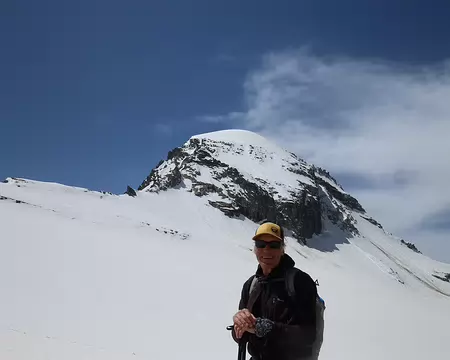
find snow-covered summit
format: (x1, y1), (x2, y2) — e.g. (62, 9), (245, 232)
(189, 129), (316, 189)
(139, 130), (358, 241)
(191, 129), (283, 150)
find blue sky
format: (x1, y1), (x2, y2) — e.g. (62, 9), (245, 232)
(1, 0), (450, 261)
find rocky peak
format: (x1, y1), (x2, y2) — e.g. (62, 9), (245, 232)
(138, 130), (366, 243)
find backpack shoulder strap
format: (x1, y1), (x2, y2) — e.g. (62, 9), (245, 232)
(285, 267), (299, 299)
(285, 267), (322, 298)
(247, 275), (262, 313)
(248, 275), (257, 296)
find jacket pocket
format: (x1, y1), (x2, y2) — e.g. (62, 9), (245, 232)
(270, 296), (289, 321)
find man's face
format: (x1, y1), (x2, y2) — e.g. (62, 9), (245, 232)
(254, 234), (284, 270)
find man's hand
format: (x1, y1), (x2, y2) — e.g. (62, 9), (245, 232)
(233, 309), (256, 339)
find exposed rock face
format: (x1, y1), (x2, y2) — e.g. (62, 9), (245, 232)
(137, 131), (374, 243)
(432, 272), (450, 283)
(362, 215), (383, 229)
(281, 203), (320, 242)
(125, 186), (137, 197)
(401, 239), (422, 254)
(314, 176), (365, 212)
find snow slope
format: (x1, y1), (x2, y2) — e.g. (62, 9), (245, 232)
(1, 178), (449, 360)
(1, 131), (450, 360)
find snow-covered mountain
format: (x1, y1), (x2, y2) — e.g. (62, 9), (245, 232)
(138, 130), (363, 241)
(1, 129), (449, 360)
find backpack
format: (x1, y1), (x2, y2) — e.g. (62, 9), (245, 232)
(248, 268), (325, 359)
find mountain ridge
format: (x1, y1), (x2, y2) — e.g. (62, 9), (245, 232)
(138, 129), (366, 242)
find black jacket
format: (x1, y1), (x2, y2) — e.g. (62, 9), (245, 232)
(232, 254), (317, 360)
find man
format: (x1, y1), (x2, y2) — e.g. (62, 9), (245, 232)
(231, 222), (318, 360)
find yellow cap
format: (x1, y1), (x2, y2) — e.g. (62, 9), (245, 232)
(252, 222), (283, 241)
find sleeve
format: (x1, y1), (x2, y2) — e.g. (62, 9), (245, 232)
(231, 278), (252, 343)
(255, 271), (317, 347)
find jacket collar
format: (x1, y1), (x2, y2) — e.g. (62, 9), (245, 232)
(255, 254), (295, 280)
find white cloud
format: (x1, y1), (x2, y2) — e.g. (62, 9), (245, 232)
(207, 49), (450, 262)
(154, 123), (174, 135)
(196, 112), (243, 123)
(214, 53), (237, 64)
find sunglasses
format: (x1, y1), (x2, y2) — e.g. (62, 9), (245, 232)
(254, 239), (283, 249)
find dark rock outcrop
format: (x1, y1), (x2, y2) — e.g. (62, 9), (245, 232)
(192, 182), (222, 197)
(315, 166), (342, 189)
(400, 239), (422, 254)
(167, 147), (183, 160)
(362, 216), (383, 229)
(125, 186), (137, 197)
(278, 192), (322, 242)
(432, 273), (450, 282)
(139, 161), (183, 191)
(138, 168), (158, 191)
(315, 177), (365, 212)
(208, 201), (241, 217)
